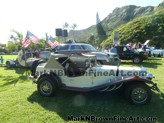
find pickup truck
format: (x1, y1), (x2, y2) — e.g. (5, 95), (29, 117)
(110, 45), (148, 64)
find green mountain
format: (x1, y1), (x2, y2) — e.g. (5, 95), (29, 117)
(102, 2), (164, 48)
(69, 5), (154, 43)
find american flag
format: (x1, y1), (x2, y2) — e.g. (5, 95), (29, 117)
(26, 31), (39, 44)
(48, 36), (59, 49)
(22, 38), (31, 48)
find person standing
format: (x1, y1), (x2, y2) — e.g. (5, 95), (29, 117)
(0, 56), (4, 66)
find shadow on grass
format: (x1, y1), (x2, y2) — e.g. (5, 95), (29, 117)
(0, 75), (19, 86)
(121, 58), (163, 68)
(4, 67), (30, 75)
(148, 58), (163, 60)
(0, 75), (28, 87)
(27, 90), (164, 122)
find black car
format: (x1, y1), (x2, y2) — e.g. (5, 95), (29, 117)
(110, 45), (148, 64)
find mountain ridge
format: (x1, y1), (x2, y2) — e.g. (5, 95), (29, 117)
(69, 5), (155, 42)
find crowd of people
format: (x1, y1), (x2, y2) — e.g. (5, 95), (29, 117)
(96, 42), (149, 53)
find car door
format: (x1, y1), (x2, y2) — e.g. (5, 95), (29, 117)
(118, 46), (125, 59)
(91, 65), (118, 86)
(119, 46), (132, 60)
(66, 75), (93, 88)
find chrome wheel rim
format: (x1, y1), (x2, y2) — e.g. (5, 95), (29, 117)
(131, 87), (147, 104)
(134, 58), (140, 63)
(40, 81), (52, 95)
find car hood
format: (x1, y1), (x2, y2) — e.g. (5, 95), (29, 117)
(90, 51), (117, 56)
(88, 51), (118, 60)
(91, 65), (146, 77)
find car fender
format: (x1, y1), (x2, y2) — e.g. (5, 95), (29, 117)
(121, 76), (154, 85)
(6, 59), (15, 65)
(119, 76), (161, 97)
(132, 54), (140, 58)
(37, 72), (62, 88)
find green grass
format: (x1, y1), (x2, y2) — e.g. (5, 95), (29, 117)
(0, 55), (17, 63)
(0, 55), (164, 123)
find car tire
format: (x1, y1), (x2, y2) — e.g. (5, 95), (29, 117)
(31, 60), (45, 76)
(153, 54), (155, 57)
(133, 56), (142, 64)
(37, 76), (57, 97)
(125, 83), (152, 105)
(154, 54), (158, 57)
(6, 61), (11, 68)
(158, 53), (161, 57)
(148, 52), (151, 57)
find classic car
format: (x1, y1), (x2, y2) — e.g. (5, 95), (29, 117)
(6, 50), (52, 68)
(151, 47), (164, 57)
(53, 42), (120, 66)
(110, 45), (148, 64)
(29, 53), (160, 105)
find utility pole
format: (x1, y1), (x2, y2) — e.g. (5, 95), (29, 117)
(45, 33), (48, 50)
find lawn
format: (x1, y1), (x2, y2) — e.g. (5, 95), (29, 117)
(0, 54), (17, 65)
(0, 55), (164, 123)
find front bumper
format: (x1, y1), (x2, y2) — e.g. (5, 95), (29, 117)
(151, 83), (161, 98)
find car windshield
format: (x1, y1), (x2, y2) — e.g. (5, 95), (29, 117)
(110, 47), (117, 53)
(55, 45), (69, 51)
(80, 44), (96, 51)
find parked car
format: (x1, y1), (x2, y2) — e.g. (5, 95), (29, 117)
(6, 49), (53, 68)
(0, 52), (5, 55)
(151, 47), (164, 57)
(29, 53), (160, 105)
(53, 42), (120, 66)
(12, 51), (18, 55)
(39, 51), (51, 61)
(6, 50), (39, 68)
(137, 46), (154, 57)
(110, 45), (148, 64)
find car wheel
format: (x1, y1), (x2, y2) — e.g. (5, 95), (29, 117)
(6, 62), (11, 68)
(148, 52), (151, 57)
(31, 60), (45, 76)
(158, 53), (161, 57)
(37, 76), (57, 97)
(133, 56), (141, 64)
(125, 83), (152, 105)
(153, 54), (155, 57)
(155, 54), (158, 57)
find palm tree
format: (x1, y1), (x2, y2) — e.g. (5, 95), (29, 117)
(9, 30), (23, 51)
(71, 23), (77, 30)
(63, 22), (69, 29)
(70, 24), (77, 40)
(10, 29), (23, 44)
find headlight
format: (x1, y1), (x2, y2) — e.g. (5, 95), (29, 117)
(146, 72), (154, 80)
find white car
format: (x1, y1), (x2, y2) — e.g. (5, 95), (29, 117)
(151, 48), (164, 57)
(6, 49), (39, 68)
(30, 53), (160, 105)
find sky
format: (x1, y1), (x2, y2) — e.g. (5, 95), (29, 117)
(0, 0), (163, 44)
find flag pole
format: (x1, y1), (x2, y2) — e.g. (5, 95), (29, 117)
(22, 46), (28, 76)
(22, 36), (28, 76)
